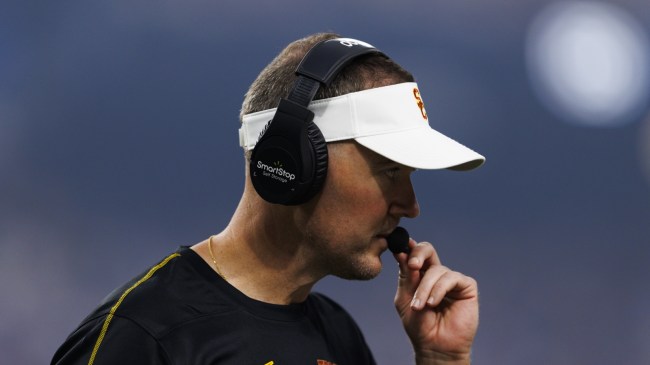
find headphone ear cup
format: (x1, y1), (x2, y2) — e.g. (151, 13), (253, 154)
(301, 121), (328, 202)
(249, 107), (328, 205)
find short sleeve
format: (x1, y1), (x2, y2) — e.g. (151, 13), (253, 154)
(51, 315), (170, 365)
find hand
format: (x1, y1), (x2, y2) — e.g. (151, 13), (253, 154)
(393, 239), (479, 364)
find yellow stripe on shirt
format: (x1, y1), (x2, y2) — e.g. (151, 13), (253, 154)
(87, 252), (181, 365)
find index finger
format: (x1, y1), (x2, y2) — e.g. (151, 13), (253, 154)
(407, 241), (442, 271)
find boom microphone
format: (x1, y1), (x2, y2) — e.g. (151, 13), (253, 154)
(386, 226), (410, 254)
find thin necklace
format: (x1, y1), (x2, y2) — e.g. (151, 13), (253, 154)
(208, 235), (226, 280)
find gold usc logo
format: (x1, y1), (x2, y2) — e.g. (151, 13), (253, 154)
(412, 88), (428, 121)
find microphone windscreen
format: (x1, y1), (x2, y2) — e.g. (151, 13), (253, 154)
(386, 226), (410, 254)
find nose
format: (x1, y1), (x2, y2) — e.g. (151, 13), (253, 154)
(389, 176), (420, 219)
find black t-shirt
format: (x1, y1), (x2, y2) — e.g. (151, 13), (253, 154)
(51, 247), (376, 365)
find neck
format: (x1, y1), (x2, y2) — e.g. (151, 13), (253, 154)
(193, 186), (324, 305)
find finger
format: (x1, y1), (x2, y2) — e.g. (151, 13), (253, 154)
(427, 271), (478, 308)
(394, 240), (421, 291)
(409, 264), (451, 310)
(393, 239), (422, 311)
(406, 241), (442, 271)
(393, 238), (417, 277)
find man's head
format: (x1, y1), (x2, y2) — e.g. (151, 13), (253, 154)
(235, 33), (484, 280)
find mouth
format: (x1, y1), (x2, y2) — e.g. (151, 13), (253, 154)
(377, 226), (398, 239)
(375, 225), (401, 251)
(374, 233), (393, 251)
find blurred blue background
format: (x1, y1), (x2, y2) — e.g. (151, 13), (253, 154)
(2, 1), (649, 364)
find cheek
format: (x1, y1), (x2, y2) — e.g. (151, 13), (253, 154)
(314, 153), (391, 225)
(323, 177), (389, 220)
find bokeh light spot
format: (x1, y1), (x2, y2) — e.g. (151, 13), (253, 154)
(526, 1), (650, 127)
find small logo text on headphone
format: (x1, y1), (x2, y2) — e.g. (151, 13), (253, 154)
(337, 38), (374, 49)
(413, 88), (428, 121)
(256, 160), (296, 183)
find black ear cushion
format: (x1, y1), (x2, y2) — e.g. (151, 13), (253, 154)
(304, 121), (328, 200)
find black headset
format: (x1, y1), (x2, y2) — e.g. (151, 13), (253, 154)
(249, 38), (386, 205)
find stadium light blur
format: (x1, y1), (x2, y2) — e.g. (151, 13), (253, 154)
(526, 1), (650, 127)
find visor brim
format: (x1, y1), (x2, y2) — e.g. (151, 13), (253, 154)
(354, 126), (485, 171)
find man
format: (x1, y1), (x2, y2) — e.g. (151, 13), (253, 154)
(52, 33), (484, 365)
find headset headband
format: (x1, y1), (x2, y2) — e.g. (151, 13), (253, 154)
(287, 38), (384, 108)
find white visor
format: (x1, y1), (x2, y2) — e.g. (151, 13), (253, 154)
(239, 82), (485, 170)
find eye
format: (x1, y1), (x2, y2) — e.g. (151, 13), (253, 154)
(384, 167), (401, 179)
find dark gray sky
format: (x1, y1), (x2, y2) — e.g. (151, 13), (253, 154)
(2, 1), (649, 363)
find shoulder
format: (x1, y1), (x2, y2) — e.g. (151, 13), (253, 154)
(51, 314), (171, 365)
(82, 249), (234, 337)
(52, 248), (239, 364)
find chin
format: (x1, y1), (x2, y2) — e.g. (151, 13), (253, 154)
(334, 254), (383, 281)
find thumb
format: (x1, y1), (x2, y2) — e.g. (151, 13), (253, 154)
(393, 239), (420, 310)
